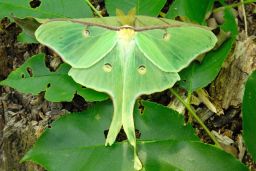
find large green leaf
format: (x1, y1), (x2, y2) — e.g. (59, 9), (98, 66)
(22, 101), (248, 171)
(0, 54), (108, 102)
(179, 9), (238, 92)
(0, 0), (92, 18)
(13, 17), (41, 43)
(0, 0), (93, 43)
(166, 0), (214, 24)
(139, 140), (248, 171)
(105, 0), (166, 16)
(242, 70), (256, 161)
(136, 101), (199, 141)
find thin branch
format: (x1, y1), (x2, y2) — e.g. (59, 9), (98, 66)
(241, 0), (248, 37)
(85, 0), (103, 18)
(213, 0), (256, 13)
(170, 88), (222, 149)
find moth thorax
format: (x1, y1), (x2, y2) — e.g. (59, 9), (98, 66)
(118, 28), (135, 41)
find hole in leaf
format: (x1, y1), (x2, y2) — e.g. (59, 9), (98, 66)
(163, 32), (171, 41)
(62, 95), (87, 112)
(137, 65), (146, 75)
(103, 63), (112, 72)
(29, 0), (41, 8)
(104, 129), (141, 142)
(26, 67), (33, 77)
(83, 29), (90, 37)
(150, 90), (171, 106)
(47, 83), (51, 88)
(21, 74), (25, 78)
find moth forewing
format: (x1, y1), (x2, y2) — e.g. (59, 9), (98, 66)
(135, 26), (217, 72)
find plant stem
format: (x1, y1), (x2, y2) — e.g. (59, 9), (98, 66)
(241, 0), (248, 37)
(170, 88), (222, 149)
(85, 0), (103, 18)
(213, 0), (256, 13)
(186, 91), (193, 123)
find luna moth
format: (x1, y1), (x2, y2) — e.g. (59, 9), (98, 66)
(35, 12), (217, 170)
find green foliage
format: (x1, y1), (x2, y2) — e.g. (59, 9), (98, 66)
(166, 0), (214, 24)
(0, 0), (93, 43)
(13, 17), (41, 43)
(0, 54), (108, 102)
(242, 70), (256, 161)
(179, 9), (238, 92)
(0, 0), (92, 18)
(22, 101), (247, 171)
(135, 101), (198, 141)
(105, 0), (166, 16)
(17, 31), (37, 43)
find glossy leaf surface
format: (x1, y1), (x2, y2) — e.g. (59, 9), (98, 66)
(105, 0), (166, 16)
(179, 9), (238, 92)
(242, 70), (256, 161)
(0, 0), (92, 43)
(166, 0), (214, 24)
(13, 17), (41, 43)
(135, 101), (199, 141)
(22, 101), (248, 171)
(0, 54), (108, 102)
(0, 0), (92, 18)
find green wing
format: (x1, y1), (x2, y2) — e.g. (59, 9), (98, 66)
(136, 26), (217, 72)
(35, 17), (217, 170)
(69, 45), (179, 170)
(69, 46), (179, 142)
(35, 21), (117, 68)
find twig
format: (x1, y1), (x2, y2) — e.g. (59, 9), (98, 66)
(241, 0), (248, 37)
(0, 100), (6, 125)
(170, 88), (222, 149)
(213, 0), (256, 13)
(85, 0), (103, 18)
